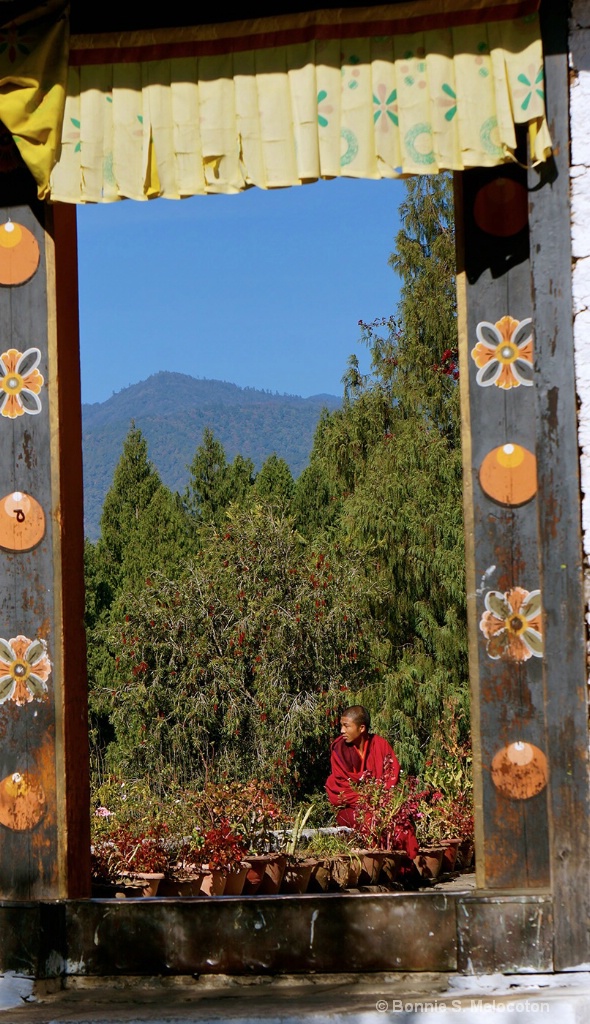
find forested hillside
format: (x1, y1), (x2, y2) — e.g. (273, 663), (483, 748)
(85, 176), (468, 807)
(82, 375), (340, 538)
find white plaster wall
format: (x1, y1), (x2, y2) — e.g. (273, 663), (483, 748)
(570, 0), (590, 569)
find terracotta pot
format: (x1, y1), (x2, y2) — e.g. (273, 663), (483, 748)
(258, 853), (287, 894)
(120, 871), (164, 896)
(307, 858), (330, 893)
(329, 854), (362, 890)
(281, 859), (315, 894)
(91, 881), (130, 899)
(359, 850), (390, 885)
(457, 838), (475, 871)
(200, 866), (227, 896)
(243, 855), (271, 895)
(380, 851), (407, 886)
(158, 874), (204, 897)
(441, 839), (460, 873)
(223, 862), (250, 896)
(414, 847), (445, 879)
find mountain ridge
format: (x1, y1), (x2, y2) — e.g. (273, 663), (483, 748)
(82, 372), (341, 540)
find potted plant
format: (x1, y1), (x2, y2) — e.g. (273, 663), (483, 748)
(302, 831), (363, 891)
(92, 821), (169, 896)
(200, 820), (249, 896)
(202, 778), (283, 846)
(194, 778), (287, 895)
(280, 804), (317, 894)
(159, 824), (206, 896)
(422, 742), (474, 872)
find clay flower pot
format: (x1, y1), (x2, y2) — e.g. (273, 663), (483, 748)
(307, 858), (330, 893)
(258, 853), (287, 894)
(244, 855), (271, 895)
(200, 865), (227, 896)
(457, 838), (475, 871)
(359, 850), (390, 885)
(414, 847), (445, 879)
(120, 871), (164, 896)
(158, 873), (204, 897)
(280, 859), (315, 894)
(441, 839), (460, 874)
(223, 861), (251, 896)
(380, 851), (407, 886)
(329, 854), (362, 890)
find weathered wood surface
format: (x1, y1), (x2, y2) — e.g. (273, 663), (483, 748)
(527, 0), (590, 970)
(46, 204), (90, 898)
(0, 197), (89, 899)
(457, 163), (550, 890)
(0, 892), (555, 978)
(457, 894), (553, 973)
(0, 202), (58, 897)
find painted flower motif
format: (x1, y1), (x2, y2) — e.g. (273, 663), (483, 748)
(480, 588), (543, 662)
(0, 348), (44, 418)
(0, 635), (51, 705)
(0, 24), (32, 63)
(514, 63), (544, 113)
(317, 90), (333, 128)
(341, 59), (361, 90)
(438, 84), (457, 122)
(65, 117), (81, 153)
(471, 316), (533, 389)
(475, 46), (490, 79)
(399, 47), (427, 88)
(373, 84), (398, 131)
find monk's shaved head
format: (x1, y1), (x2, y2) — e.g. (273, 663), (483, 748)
(341, 705), (370, 730)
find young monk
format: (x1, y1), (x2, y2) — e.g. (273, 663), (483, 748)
(325, 704), (400, 827)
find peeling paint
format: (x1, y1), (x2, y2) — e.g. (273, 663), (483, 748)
(571, 4), (590, 615)
(309, 908), (319, 949)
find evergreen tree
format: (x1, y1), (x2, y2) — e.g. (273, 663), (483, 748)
(86, 424), (192, 777)
(228, 453), (256, 507)
(84, 176), (467, 795)
(389, 174), (458, 438)
(99, 502), (382, 798)
(185, 428), (254, 528)
(97, 423), (162, 593)
(299, 175), (467, 773)
(253, 453), (294, 503)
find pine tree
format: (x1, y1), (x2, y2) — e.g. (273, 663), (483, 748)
(389, 174), (458, 439)
(97, 423), (162, 593)
(86, 424), (192, 778)
(299, 175), (467, 773)
(185, 428), (254, 528)
(254, 453), (294, 503)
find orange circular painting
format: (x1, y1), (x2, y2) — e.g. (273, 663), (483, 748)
(473, 178), (528, 238)
(491, 742), (548, 800)
(0, 771), (46, 831)
(0, 221), (40, 286)
(0, 492), (45, 551)
(479, 443), (537, 506)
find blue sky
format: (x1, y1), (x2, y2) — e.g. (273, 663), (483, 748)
(76, 176), (405, 406)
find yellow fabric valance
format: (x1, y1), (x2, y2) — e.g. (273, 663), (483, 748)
(52, 11), (550, 202)
(0, 3), (551, 202)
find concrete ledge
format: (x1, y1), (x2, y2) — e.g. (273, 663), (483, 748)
(456, 895), (553, 973)
(0, 890), (553, 979)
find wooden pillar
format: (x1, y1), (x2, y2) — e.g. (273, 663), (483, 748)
(457, 0), (590, 969)
(527, 0), (590, 971)
(0, 175), (89, 898)
(456, 160), (551, 892)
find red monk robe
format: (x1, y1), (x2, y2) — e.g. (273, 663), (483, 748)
(325, 733), (400, 827)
